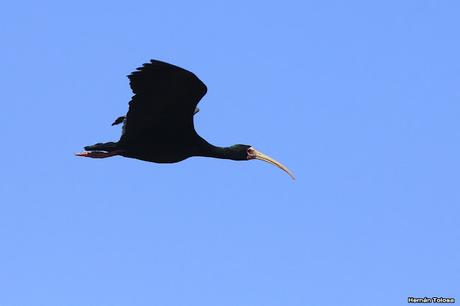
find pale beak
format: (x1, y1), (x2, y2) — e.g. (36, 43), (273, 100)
(248, 147), (295, 180)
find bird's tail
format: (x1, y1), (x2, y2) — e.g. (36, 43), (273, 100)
(84, 142), (119, 152)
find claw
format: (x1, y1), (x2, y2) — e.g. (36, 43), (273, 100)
(75, 151), (90, 157)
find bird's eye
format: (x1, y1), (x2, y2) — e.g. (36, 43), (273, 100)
(247, 148), (254, 155)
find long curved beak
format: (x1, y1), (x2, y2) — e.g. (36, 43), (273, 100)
(250, 148), (295, 180)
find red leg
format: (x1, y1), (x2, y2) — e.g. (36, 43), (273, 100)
(75, 150), (123, 158)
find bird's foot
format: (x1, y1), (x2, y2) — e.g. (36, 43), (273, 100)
(75, 150), (122, 158)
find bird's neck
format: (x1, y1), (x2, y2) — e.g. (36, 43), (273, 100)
(194, 139), (238, 160)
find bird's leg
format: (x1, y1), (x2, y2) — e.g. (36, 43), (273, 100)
(75, 150), (123, 158)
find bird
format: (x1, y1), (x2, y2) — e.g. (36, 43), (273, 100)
(76, 59), (295, 180)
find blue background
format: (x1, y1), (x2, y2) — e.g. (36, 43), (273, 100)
(1, 1), (459, 305)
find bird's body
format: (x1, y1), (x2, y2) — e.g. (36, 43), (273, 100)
(77, 59), (294, 179)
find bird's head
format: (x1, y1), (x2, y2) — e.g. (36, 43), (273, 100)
(228, 144), (295, 180)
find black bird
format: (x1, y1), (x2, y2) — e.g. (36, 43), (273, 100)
(76, 60), (295, 179)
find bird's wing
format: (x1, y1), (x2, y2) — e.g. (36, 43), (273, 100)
(120, 60), (207, 145)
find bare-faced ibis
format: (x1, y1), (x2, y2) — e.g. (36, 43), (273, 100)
(76, 60), (295, 179)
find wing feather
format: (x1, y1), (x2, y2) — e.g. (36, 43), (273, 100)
(119, 60), (207, 146)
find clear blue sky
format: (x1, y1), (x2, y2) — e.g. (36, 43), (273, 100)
(1, 0), (459, 305)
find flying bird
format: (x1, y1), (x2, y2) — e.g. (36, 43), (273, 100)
(76, 60), (295, 179)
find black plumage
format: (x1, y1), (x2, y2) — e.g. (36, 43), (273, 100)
(77, 59), (294, 179)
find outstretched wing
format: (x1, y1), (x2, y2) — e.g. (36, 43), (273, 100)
(119, 60), (207, 146)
